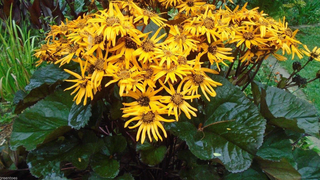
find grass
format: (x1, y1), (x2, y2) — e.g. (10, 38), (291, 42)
(0, 18), (38, 102)
(278, 26), (320, 111)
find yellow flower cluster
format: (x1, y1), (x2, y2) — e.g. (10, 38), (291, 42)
(34, 0), (306, 144)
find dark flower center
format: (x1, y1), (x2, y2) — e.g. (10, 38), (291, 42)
(125, 36), (137, 49)
(142, 40), (154, 52)
(94, 58), (105, 71)
(193, 74), (204, 84)
(106, 17), (120, 26)
(203, 18), (215, 29)
(208, 45), (217, 54)
(142, 111), (155, 123)
(243, 32), (254, 40)
(171, 93), (184, 105)
(138, 96), (150, 106)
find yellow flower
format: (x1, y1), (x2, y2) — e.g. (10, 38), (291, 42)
(158, 0), (183, 8)
(64, 61), (93, 105)
(122, 87), (165, 114)
(154, 45), (180, 68)
(302, 45), (320, 61)
(88, 5), (126, 46)
(203, 40), (234, 69)
(109, 35), (142, 68)
(183, 56), (222, 101)
(55, 43), (84, 66)
(133, 28), (167, 63)
(134, 9), (167, 27)
(105, 65), (144, 96)
(165, 25), (198, 54)
(160, 81), (200, 121)
(87, 50), (107, 90)
(124, 108), (175, 144)
(230, 25), (267, 49)
(152, 63), (192, 84)
(177, 0), (206, 16)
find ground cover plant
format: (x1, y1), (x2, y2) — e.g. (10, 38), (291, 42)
(5, 0), (320, 179)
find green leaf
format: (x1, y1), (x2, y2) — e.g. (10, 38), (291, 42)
(102, 135), (127, 156)
(179, 165), (221, 180)
(257, 158), (301, 180)
(224, 166), (268, 180)
(43, 173), (68, 180)
(110, 100), (122, 120)
(166, 75), (266, 173)
(14, 64), (72, 114)
(91, 153), (120, 178)
(14, 82), (60, 114)
(10, 89), (73, 151)
(139, 145), (167, 166)
(114, 173), (134, 180)
(256, 83), (319, 137)
(137, 21), (167, 42)
(68, 102), (92, 130)
(294, 148), (320, 179)
(25, 64), (70, 91)
(27, 131), (103, 178)
(256, 130), (294, 162)
(89, 173), (134, 180)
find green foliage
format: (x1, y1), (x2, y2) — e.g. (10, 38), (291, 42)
(0, 17), (37, 102)
(247, 0), (320, 25)
(8, 70), (320, 178)
(166, 76), (266, 173)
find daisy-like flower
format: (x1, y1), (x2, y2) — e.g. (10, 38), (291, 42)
(64, 60), (93, 105)
(152, 63), (192, 84)
(47, 20), (70, 40)
(105, 65), (144, 96)
(240, 45), (268, 64)
(154, 44), (180, 68)
(158, 0), (183, 8)
(165, 25), (198, 54)
(87, 50), (108, 90)
(109, 35), (142, 68)
(198, 9), (223, 43)
(302, 45), (320, 61)
(55, 43), (84, 66)
(230, 25), (266, 49)
(124, 108), (175, 144)
(183, 55), (222, 101)
(122, 87), (166, 114)
(133, 28), (167, 63)
(88, 4), (126, 46)
(176, 0), (206, 16)
(134, 9), (167, 27)
(160, 81), (200, 121)
(203, 40), (234, 69)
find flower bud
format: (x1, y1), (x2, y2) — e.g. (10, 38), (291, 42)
(316, 70), (320, 79)
(292, 61), (301, 71)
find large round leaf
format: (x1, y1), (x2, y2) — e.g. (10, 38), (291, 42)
(256, 158), (301, 180)
(252, 82), (319, 137)
(166, 75), (266, 173)
(68, 102), (92, 130)
(91, 153), (120, 178)
(256, 130), (294, 162)
(294, 148), (320, 179)
(10, 89), (73, 151)
(27, 131), (104, 178)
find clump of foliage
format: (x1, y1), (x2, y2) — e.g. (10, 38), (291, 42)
(0, 16), (37, 102)
(6, 0), (320, 179)
(246, 0), (320, 25)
